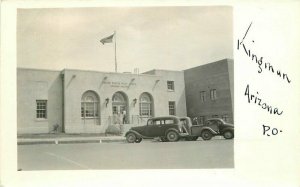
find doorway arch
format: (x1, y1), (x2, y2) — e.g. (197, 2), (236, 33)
(112, 91), (129, 124)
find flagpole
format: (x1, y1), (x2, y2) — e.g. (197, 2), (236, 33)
(114, 31), (117, 73)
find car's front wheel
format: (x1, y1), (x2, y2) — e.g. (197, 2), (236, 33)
(201, 130), (213, 140)
(166, 131), (179, 142)
(223, 131), (234, 139)
(126, 132), (137, 143)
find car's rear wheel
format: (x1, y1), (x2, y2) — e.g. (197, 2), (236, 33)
(126, 132), (136, 143)
(135, 138), (142, 143)
(223, 131), (234, 139)
(166, 131), (179, 142)
(201, 130), (213, 140)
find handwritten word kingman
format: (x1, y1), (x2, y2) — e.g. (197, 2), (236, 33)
(237, 22), (291, 84)
(245, 84), (283, 115)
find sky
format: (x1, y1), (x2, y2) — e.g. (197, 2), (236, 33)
(17, 6), (233, 73)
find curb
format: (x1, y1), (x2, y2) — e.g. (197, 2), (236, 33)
(18, 138), (126, 145)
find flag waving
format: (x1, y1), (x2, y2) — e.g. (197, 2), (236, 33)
(100, 33), (114, 45)
(99, 31), (118, 72)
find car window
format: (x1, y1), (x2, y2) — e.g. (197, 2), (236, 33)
(147, 120), (153, 125)
(154, 120), (161, 125)
(165, 119), (174, 124)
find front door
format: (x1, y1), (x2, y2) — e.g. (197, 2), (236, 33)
(146, 119), (164, 137)
(112, 92), (128, 124)
(112, 105), (126, 115)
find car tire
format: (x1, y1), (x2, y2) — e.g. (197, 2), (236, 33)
(223, 131), (234, 139)
(126, 132), (137, 143)
(166, 131), (179, 142)
(201, 130), (213, 140)
(135, 138), (142, 143)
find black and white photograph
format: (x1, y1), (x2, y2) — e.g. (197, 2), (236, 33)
(1, 1), (300, 187)
(16, 6), (234, 170)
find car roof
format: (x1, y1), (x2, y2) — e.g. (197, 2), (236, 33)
(149, 116), (180, 120)
(206, 118), (224, 121)
(179, 117), (191, 120)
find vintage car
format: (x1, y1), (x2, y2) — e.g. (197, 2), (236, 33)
(189, 118), (234, 140)
(125, 116), (189, 143)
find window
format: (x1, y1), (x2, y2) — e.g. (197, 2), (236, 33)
(199, 116), (205, 124)
(36, 100), (47, 119)
(200, 91), (206, 102)
(169, 101), (176, 115)
(81, 91), (99, 118)
(210, 89), (217, 100)
(139, 93), (153, 117)
(164, 119), (174, 125)
(167, 81), (175, 91)
(147, 119), (154, 125)
(222, 114), (229, 122)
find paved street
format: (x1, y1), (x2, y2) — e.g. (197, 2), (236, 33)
(18, 139), (234, 170)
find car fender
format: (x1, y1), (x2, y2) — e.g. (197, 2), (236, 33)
(125, 130), (141, 138)
(200, 127), (218, 135)
(125, 130), (151, 139)
(222, 127), (234, 134)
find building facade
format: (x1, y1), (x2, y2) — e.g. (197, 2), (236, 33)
(17, 58), (233, 134)
(184, 59), (234, 124)
(17, 68), (187, 134)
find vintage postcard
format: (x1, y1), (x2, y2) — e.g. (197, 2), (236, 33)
(0, 1), (299, 187)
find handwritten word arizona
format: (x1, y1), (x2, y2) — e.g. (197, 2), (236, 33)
(245, 84), (283, 115)
(237, 22), (291, 84)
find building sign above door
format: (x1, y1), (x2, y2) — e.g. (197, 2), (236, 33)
(103, 81), (136, 88)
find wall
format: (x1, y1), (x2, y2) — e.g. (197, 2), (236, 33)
(184, 59), (234, 123)
(143, 69), (187, 117)
(63, 69), (186, 133)
(17, 68), (63, 134)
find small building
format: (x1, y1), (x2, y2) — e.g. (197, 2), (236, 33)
(184, 59), (234, 124)
(17, 58), (233, 134)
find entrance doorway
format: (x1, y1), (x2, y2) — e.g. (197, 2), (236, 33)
(112, 92), (128, 124)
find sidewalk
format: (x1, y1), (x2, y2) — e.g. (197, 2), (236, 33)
(18, 133), (126, 145)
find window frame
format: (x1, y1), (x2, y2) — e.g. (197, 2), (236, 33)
(139, 93), (153, 117)
(222, 114), (229, 122)
(36, 100), (47, 119)
(81, 91), (99, 119)
(210, 89), (217, 100)
(200, 91), (206, 102)
(167, 81), (175, 91)
(199, 116), (205, 124)
(168, 101), (176, 115)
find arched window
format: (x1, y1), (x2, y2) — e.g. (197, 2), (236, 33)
(81, 91), (99, 118)
(139, 93), (153, 117)
(112, 92), (126, 103)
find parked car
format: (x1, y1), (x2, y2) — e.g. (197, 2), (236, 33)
(125, 116), (189, 143)
(188, 118), (234, 140)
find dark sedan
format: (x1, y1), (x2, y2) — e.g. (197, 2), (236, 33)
(125, 116), (188, 143)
